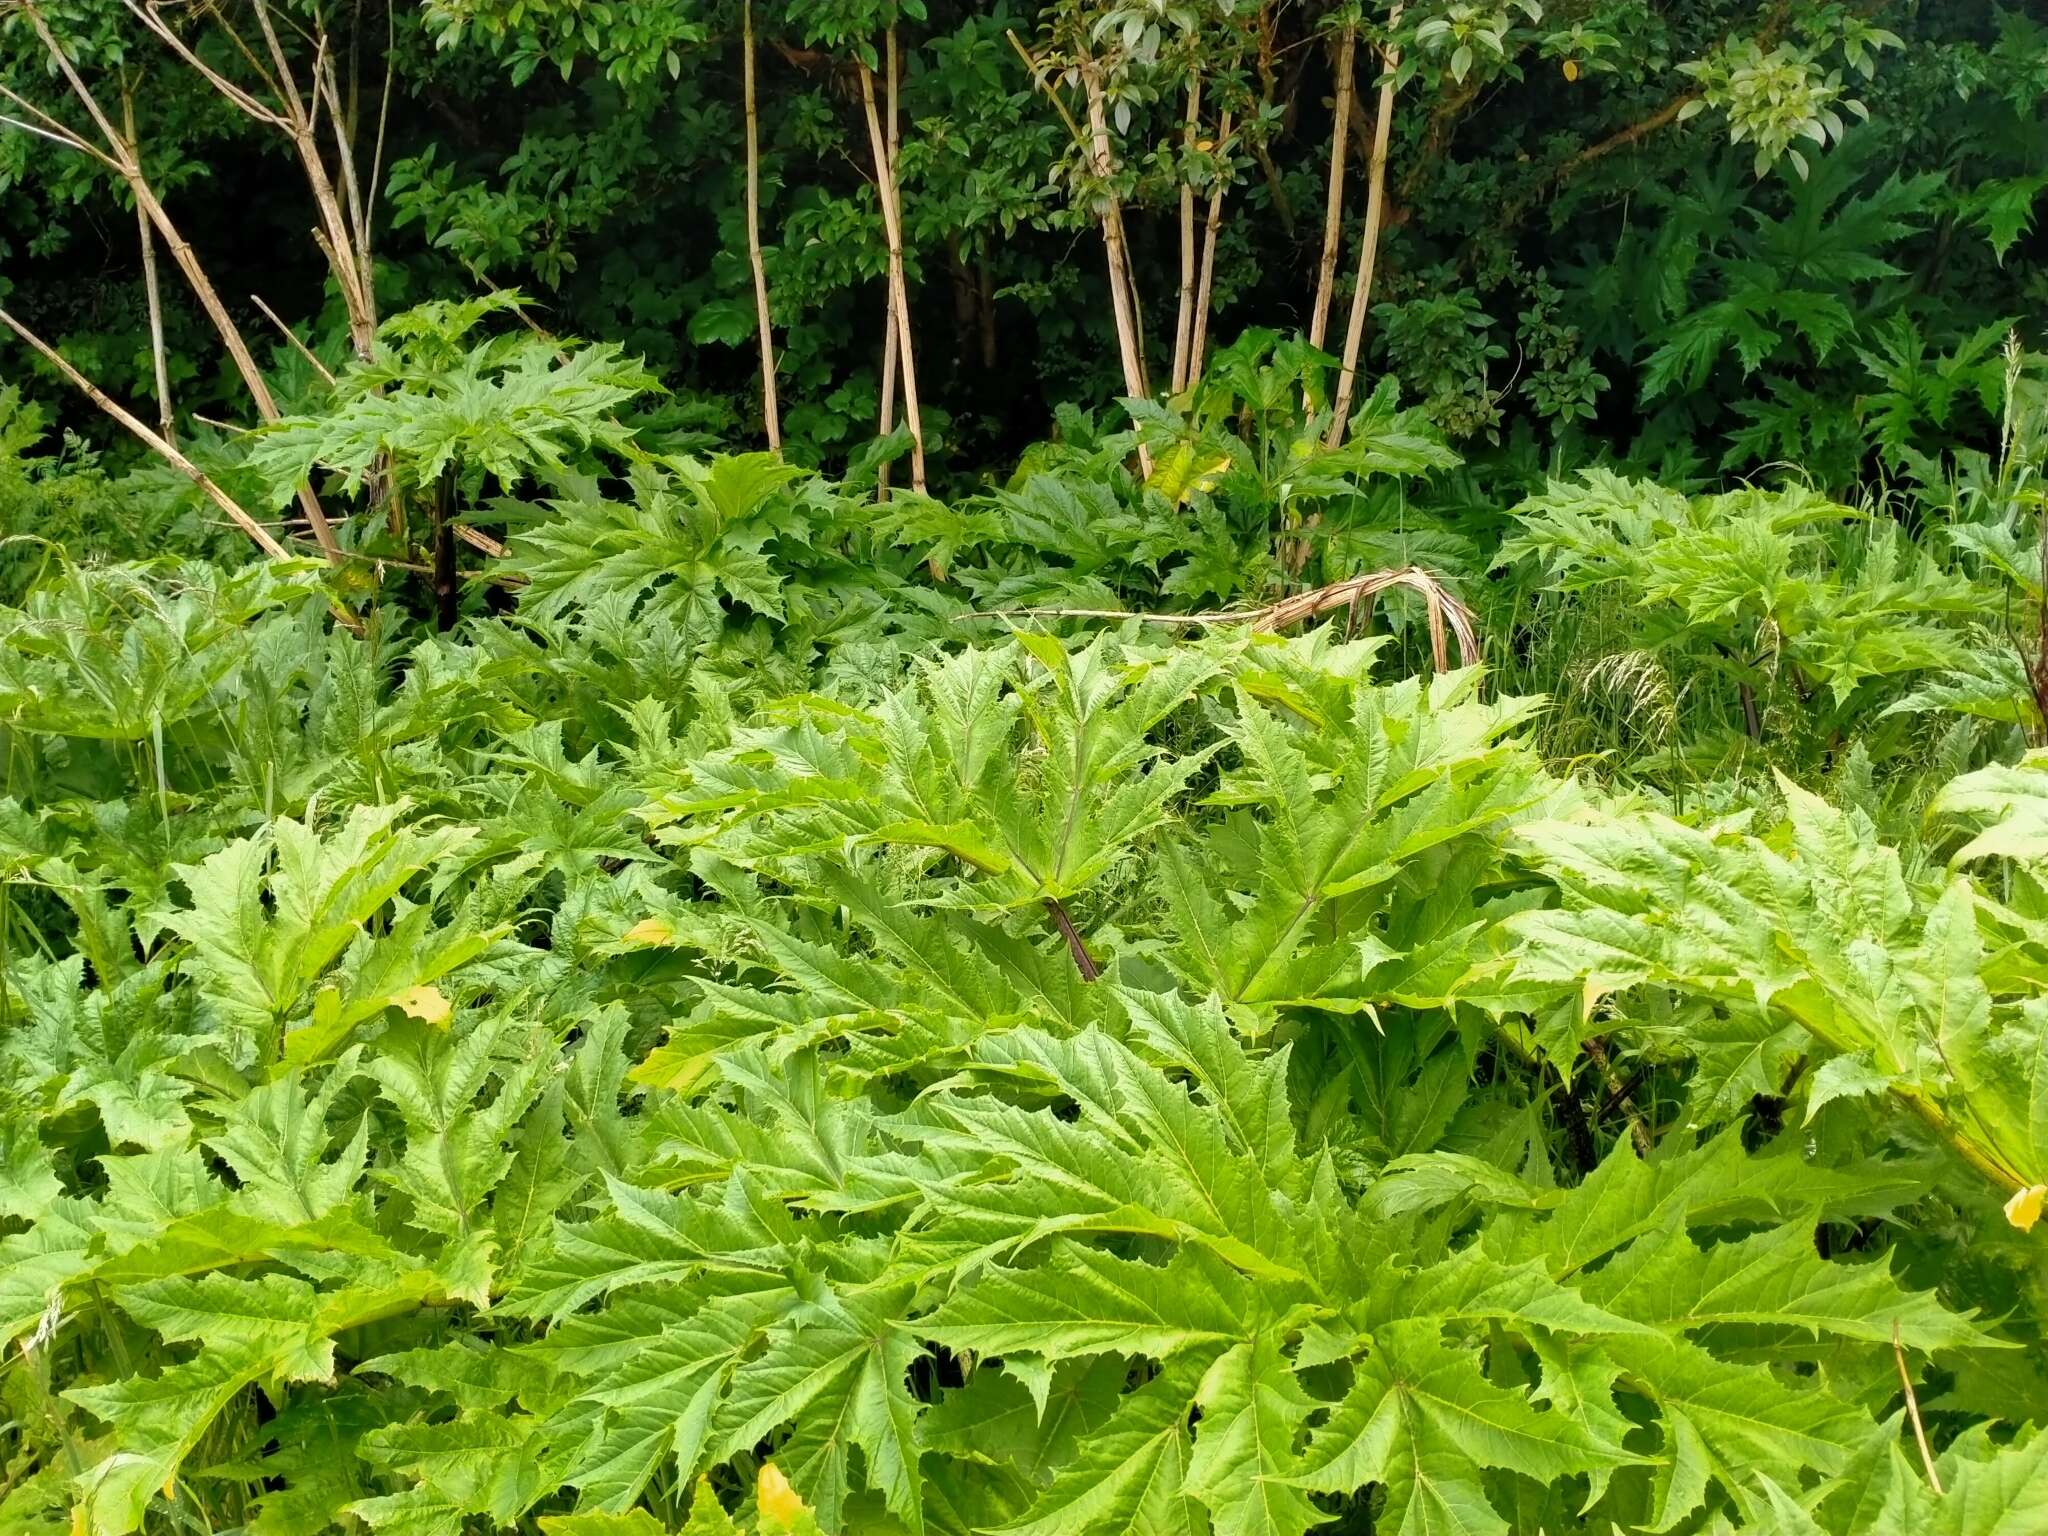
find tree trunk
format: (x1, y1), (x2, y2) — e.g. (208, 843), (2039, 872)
(743, 0), (781, 451)
(1307, 25), (1355, 351)
(947, 232), (978, 361)
(1327, 4), (1403, 450)
(976, 256), (997, 368)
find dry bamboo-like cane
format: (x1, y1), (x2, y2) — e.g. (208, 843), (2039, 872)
(123, 88), (173, 445)
(1170, 76), (1201, 394)
(1078, 57), (1150, 405)
(1307, 24), (1356, 351)
(20, 1), (341, 560)
(0, 307), (289, 561)
(1327, 2), (1403, 450)
(877, 28), (900, 498)
(315, 49), (377, 315)
(743, 0), (781, 452)
(251, 293), (337, 386)
(247, 0), (375, 359)
(1004, 27), (1151, 473)
(122, 0), (376, 360)
(859, 53), (926, 492)
(954, 564), (1481, 672)
(1188, 108), (1234, 388)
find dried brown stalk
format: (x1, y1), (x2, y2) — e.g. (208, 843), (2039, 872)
(743, 0), (782, 451)
(1308, 24), (1357, 351)
(1007, 28), (1152, 474)
(123, 87), (173, 444)
(1078, 56), (1151, 406)
(16, 0), (341, 559)
(1188, 108), (1234, 388)
(251, 293), (337, 386)
(860, 46), (926, 492)
(0, 307), (288, 561)
(877, 28), (901, 497)
(1328, 2), (1404, 450)
(957, 565), (1481, 672)
(1170, 76), (1202, 394)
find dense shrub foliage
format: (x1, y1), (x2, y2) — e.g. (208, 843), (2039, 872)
(3, 1), (2043, 491)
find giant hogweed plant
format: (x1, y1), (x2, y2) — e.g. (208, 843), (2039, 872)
(0, 576), (2045, 1536)
(1492, 470), (2005, 783)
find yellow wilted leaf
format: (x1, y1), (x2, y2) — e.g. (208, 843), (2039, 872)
(1563, 58), (1580, 81)
(1145, 441), (1233, 507)
(393, 984), (453, 1026)
(2005, 1184), (2046, 1231)
(1580, 977), (1607, 1024)
(757, 1463), (811, 1529)
(1195, 138), (1215, 151)
(621, 916), (674, 947)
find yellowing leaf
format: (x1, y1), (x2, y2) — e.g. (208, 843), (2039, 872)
(540, 1509), (671, 1535)
(1563, 58), (1580, 81)
(757, 1464), (810, 1529)
(621, 916), (675, 947)
(1145, 441), (1233, 507)
(2005, 1184), (2046, 1231)
(1580, 977), (1607, 1025)
(392, 984), (452, 1026)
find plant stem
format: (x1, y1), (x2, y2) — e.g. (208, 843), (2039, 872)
(123, 86), (174, 446)
(743, 0), (781, 452)
(1308, 24), (1356, 352)
(0, 307), (291, 561)
(1189, 109), (1233, 389)
(1327, 2), (1404, 450)
(1170, 74), (1201, 394)
(29, 0), (342, 560)
(1893, 1318), (1945, 1495)
(860, 44), (926, 492)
